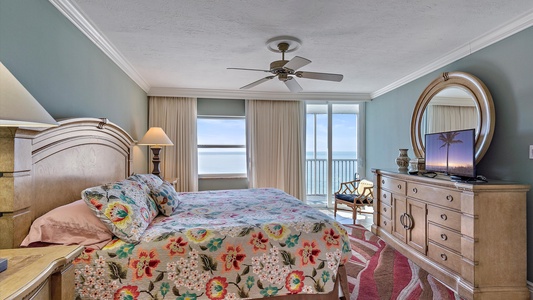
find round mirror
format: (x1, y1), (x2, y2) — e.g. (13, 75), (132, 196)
(411, 72), (495, 164)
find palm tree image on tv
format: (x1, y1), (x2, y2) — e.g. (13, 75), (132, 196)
(438, 131), (463, 175)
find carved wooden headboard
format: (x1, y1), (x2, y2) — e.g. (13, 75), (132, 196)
(0, 118), (134, 249)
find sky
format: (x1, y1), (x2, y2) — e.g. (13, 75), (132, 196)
(197, 118), (245, 145)
(197, 110), (358, 155)
(306, 113), (357, 155)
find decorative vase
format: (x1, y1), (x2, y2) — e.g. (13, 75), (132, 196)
(396, 149), (410, 171)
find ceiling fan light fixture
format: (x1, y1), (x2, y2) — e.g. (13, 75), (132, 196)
(266, 36), (301, 53)
(228, 36), (343, 93)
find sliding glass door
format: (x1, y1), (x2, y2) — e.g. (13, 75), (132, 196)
(306, 103), (363, 207)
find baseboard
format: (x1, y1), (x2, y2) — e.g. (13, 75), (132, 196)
(528, 280), (533, 299)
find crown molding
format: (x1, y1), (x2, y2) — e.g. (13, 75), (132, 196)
(49, 0), (150, 92)
(148, 87), (371, 101)
(371, 9), (533, 99)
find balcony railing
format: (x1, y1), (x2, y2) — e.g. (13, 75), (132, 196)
(306, 158), (357, 196)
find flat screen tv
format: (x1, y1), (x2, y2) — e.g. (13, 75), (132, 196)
(425, 128), (476, 180)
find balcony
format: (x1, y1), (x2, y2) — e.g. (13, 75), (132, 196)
(306, 158), (357, 207)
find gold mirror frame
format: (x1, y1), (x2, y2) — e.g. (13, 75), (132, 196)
(411, 72), (495, 164)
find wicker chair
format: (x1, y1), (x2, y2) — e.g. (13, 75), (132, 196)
(334, 179), (374, 224)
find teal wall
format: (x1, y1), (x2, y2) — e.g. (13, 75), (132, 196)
(0, 0), (148, 172)
(367, 26), (533, 280)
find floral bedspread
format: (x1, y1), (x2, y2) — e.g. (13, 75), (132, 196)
(74, 188), (351, 299)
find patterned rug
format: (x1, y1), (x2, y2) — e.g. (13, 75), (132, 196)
(345, 225), (461, 300)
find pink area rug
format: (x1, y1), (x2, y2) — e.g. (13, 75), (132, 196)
(345, 225), (461, 300)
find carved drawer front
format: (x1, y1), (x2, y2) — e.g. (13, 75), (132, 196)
(380, 202), (392, 219)
(381, 177), (406, 195)
(428, 223), (461, 252)
(380, 190), (392, 206)
(379, 216), (392, 233)
(427, 205), (461, 232)
(407, 183), (461, 210)
(428, 242), (462, 274)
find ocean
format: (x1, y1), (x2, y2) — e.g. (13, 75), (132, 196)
(199, 151), (357, 195)
(198, 151), (247, 174)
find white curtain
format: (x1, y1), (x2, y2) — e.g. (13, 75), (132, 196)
(423, 105), (477, 136)
(246, 100), (305, 200)
(148, 96), (198, 192)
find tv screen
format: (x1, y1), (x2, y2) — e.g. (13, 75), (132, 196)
(425, 128), (476, 179)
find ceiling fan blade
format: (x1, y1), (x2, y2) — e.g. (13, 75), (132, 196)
(240, 76), (275, 89)
(228, 67), (271, 72)
(284, 77), (303, 93)
(283, 56), (311, 71)
(295, 71), (343, 82)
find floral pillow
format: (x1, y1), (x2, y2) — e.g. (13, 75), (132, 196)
(128, 173), (164, 191)
(82, 179), (158, 243)
(150, 181), (181, 216)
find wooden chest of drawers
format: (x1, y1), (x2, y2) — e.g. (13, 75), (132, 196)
(0, 245), (83, 300)
(371, 169), (529, 300)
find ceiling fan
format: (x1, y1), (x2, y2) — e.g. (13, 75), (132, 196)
(228, 42), (343, 93)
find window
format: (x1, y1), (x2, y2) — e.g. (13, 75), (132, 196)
(197, 117), (246, 176)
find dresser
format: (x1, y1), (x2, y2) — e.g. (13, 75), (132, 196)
(372, 169), (529, 300)
(0, 245), (83, 300)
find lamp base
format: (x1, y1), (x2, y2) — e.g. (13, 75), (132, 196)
(150, 147), (162, 178)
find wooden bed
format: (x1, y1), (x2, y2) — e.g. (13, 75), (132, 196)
(0, 117), (349, 300)
(0, 118), (133, 250)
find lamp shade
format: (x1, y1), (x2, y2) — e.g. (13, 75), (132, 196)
(0, 61), (58, 127)
(138, 127), (174, 147)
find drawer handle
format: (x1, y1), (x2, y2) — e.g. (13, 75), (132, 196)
(397, 184), (402, 190)
(440, 214), (448, 221)
(400, 214), (406, 229)
(440, 234), (448, 241)
(412, 187), (418, 193)
(382, 180), (385, 184)
(401, 213), (413, 230)
(383, 220), (387, 226)
(406, 214), (414, 230)
(440, 253), (448, 261)
(383, 207), (387, 212)
(446, 195), (454, 202)
(382, 194), (387, 199)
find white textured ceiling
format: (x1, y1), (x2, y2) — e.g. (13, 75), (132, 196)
(64, 0), (533, 97)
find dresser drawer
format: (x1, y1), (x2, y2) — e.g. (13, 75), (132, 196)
(380, 190), (392, 205)
(407, 183), (461, 210)
(380, 176), (406, 195)
(428, 223), (461, 252)
(380, 202), (392, 219)
(427, 205), (461, 231)
(379, 216), (392, 233)
(428, 242), (461, 274)
(29, 278), (51, 300)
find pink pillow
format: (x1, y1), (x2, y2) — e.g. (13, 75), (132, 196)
(21, 200), (113, 249)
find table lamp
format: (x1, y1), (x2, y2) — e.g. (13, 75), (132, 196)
(138, 127), (174, 178)
(0, 61), (58, 272)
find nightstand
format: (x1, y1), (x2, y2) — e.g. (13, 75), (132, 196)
(0, 245), (84, 300)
